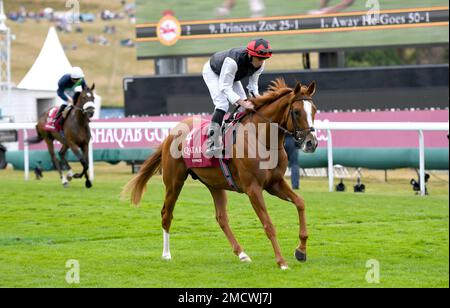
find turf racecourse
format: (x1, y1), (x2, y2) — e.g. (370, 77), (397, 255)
(0, 164), (448, 288)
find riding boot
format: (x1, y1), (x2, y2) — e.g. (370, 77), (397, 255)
(55, 104), (67, 121)
(55, 104), (68, 128)
(205, 109), (226, 157)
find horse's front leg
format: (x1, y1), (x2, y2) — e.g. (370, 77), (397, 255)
(246, 184), (288, 269)
(80, 143), (92, 189)
(69, 143), (92, 188)
(209, 188), (251, 262)
(266, 180), (308, 262)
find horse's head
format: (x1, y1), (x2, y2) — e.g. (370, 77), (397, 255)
(286, 81), (318, 153)
(75, 83), (96, 118)
(251, 79), (318, 153)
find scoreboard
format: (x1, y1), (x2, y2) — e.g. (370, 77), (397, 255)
(136, 1), (449, 59)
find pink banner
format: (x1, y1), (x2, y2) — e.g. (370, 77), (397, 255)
(19, 110), (449, 151)
(315, 109), (449, 148)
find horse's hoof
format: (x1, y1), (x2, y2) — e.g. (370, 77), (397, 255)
(62, 182), (69, 188)
(85, 180), (92, 189)
(73, 173), (82, 179)
(280, 265), (290, 270)
(162, 253), (172, 260)
(295, 249), (307, 262)
(239, 252), (252, 263)
(67, 172), (74, 182)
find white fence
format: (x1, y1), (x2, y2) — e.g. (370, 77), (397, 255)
(0, 121), (448, 196)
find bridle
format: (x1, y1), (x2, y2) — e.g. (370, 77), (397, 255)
(73, 91), (95, 116)
(251, 96), (316, 144)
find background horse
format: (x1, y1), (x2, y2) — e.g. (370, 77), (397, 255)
(27, 84), (96, 188)
(123, 79), (318, 269)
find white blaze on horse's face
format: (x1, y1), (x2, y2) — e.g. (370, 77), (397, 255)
(303, 100), (315, 134)
(301, 100), (318, 153)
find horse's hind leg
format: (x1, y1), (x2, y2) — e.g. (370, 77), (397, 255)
(59, 145), (74, 181)
(45, 139), (66, 187)
(209, 188), (251, 262)
(160, 159), (187, 260)
(247, 184), (288, 269)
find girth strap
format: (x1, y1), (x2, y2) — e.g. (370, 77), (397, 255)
(218, 159), (242, 193)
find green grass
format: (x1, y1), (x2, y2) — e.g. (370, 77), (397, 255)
(0, 165), (448, 288)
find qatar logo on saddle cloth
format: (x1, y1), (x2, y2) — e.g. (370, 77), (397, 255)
(182, 118), (237, 169)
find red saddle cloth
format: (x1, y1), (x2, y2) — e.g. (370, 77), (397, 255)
(183, 119), (220, 168)
(44, 107), (63, 132)
(182, 113), (247, 169)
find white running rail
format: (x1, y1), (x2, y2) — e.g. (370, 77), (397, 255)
(0, 121), (448, 196)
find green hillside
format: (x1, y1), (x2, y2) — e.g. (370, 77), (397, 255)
(5, 0), (153, 107)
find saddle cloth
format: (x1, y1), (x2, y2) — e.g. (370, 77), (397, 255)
(182, 113), (246, 169)
(44, 107), (63, 132)
(183, 119), (221, 168)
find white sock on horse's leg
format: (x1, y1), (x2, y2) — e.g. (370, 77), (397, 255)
(239, 252), (252, 262)
(66, 169), (74, 178)
(61, 175), (68, 186)
(162, 229), (171, 260)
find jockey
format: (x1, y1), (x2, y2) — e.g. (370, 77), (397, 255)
(54, 67), (88, 127)
(203, 38), (272, 157)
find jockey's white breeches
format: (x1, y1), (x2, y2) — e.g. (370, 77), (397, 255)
(202, 60), (247, 113)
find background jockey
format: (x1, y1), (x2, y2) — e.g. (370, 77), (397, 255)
(52, 67), (88, 128)
(202, 38), (272, 156)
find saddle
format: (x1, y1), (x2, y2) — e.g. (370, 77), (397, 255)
(182, 110), (248, 192)
(44, 107), (63, 132)
(44, 105), (73, 133)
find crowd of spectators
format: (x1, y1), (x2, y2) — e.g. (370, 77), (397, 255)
(6, 2), (136, 48)
(7, 2), (135, 23)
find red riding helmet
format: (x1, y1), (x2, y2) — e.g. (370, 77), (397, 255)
(247, 38), (272, 59)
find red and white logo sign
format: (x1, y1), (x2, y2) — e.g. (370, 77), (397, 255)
(157, 12), (181, 46)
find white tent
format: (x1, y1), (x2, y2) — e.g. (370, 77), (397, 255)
(17, 27), (101, 119)
(18, 27), (71, 91)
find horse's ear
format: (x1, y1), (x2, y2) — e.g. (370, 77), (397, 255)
(294, 82), (302, 96)
(307, 81), (316, 97)
(91, 83), (95, 91)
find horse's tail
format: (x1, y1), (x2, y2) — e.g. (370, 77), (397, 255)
(122, 145), (163, 206)
(26, 126), (44, 144)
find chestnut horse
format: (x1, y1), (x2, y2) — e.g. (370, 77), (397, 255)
(27, 84), (96, 188)
(123, 79), (318, 269)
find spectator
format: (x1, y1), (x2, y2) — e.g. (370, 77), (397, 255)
(87, 35), (96, 45)
(120, 39), (135, 48)
(98, 35), (110, 46)
(123, 2), (136, 17)
(18, 6), (27, 19)
(103, 25), (117, 35)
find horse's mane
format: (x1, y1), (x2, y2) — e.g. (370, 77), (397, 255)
(251, 78), (293, 108)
